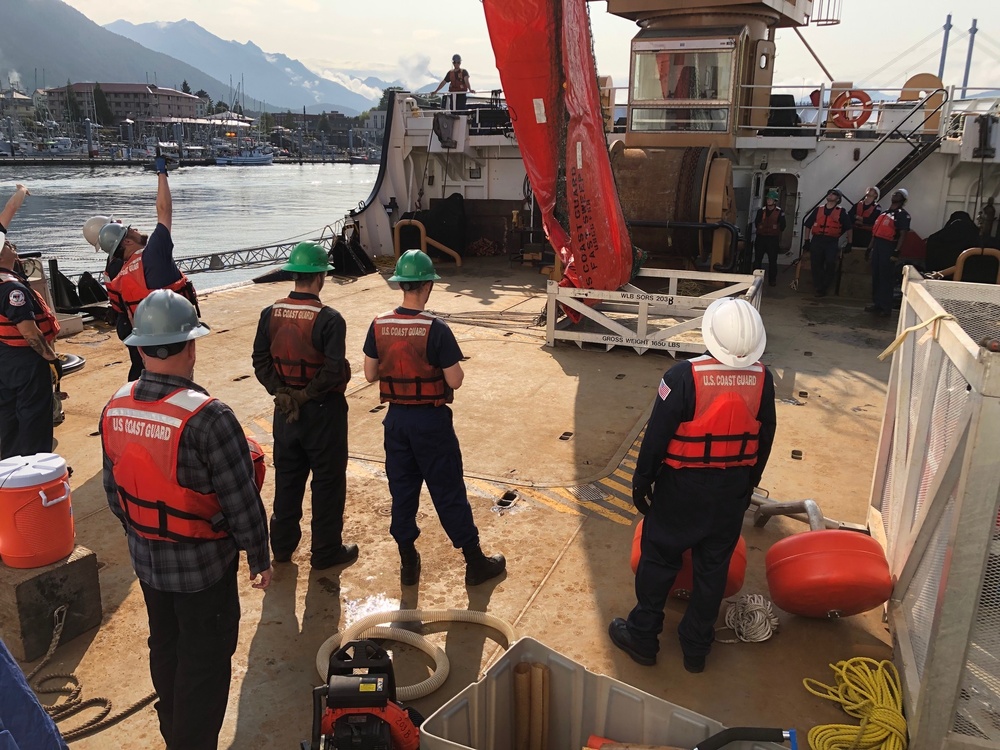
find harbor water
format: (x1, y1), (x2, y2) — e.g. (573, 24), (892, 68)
(2, 163), (379, 289)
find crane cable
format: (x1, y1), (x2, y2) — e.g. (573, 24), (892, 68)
(803, 657), (908, 750)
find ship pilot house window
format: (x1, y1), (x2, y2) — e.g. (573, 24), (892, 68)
(629, 38), (735, 133)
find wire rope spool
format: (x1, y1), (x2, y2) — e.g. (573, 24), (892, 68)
(609, 143), (734, 267)
(830, 90), (874, 129)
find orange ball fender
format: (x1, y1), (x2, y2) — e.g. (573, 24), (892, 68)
(765, 529), (892, 617)
(630, 519), (748, 599)
(831, 90), (873, 129)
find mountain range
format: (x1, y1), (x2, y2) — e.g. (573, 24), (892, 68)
(0, 0), (396, 117)
(106, 19), (390, 115)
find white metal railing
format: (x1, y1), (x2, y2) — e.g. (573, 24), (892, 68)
(870, 267), (1000, 750)
(545, 268), (763, 354)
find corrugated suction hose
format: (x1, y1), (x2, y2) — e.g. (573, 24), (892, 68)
(316, 609), (517, 701)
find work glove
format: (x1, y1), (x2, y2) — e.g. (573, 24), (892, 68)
(50, 358), (64, 387)
(287, 388), (310, 407)
(154, 156), (168, 175)
(274, 390), (300, 423)
(632, 479), (653, 515)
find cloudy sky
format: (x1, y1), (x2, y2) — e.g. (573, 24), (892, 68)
(61, 0), (1000, 99)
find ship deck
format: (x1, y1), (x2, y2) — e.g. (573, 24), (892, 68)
(39, 257), (898, 748)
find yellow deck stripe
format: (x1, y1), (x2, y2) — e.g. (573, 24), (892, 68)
(547, 486), (631, 525)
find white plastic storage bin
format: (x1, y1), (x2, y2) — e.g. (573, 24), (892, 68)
(420, 638), (786, 750)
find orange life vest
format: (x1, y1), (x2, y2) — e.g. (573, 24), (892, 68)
(269, 296), (325, 388)
(373, 310), (452, 406)
(854, 201), (879, 227)
(448, 68), (470, 92)
(102, 383), (228, 543)
(757, 208), (782, 237)
(0, 272), (60, 347)
(106, 251), (197, 322)
(663, 357), (765, 469)
(810, 207), (846, 238)
(872, 211), (901, 241)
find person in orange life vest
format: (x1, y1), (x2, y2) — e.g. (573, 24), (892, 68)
(803, 188), (851, 297)
(752, 188), (786, 287)
(251, 242), (358, 571)
(101, 289), (271, 750)
(432, 54), (475, 111)
(609, 298), (776, 673)
(848, 186), (882, 249)
(0, 184), (63, 460)
(865, 188), (911, 317)
(99, 156), (198, 382)
(362, 250), (505, 587)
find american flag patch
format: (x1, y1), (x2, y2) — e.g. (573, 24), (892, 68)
(658, 378), (671, 400)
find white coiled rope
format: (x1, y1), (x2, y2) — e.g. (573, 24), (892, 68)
(316, 609), (517, 702)
(717, 594), (780, 644)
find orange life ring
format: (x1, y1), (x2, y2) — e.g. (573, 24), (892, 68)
(830, 90), (873, 129)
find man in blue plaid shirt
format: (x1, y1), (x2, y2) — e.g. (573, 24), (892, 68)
(101, 290), (271, 750)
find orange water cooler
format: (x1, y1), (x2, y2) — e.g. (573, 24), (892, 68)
(0, 453), (75, 569)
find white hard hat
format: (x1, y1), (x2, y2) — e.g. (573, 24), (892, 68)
(895, 188), (909, 201)
(83, 215), (114, 250)
(702, 298), (766, 368)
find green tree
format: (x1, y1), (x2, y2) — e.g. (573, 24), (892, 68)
(214, 101), (230, 114)
(65, 80), (82, 123)
(233, 103), (243, 115)
(260, 111), (275, 132)
(194, 88), (209, 98)
(317, 112), (331, 133)
(378, 87), (403, 110)
(93, 83), (113, 125)
(181, 80), (192, 94)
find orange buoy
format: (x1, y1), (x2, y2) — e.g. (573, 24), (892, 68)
(630, 519), (747, 599)
(0, 453), (75, 569)
(830, 90), (873, 129)
(247, 436), (266, 492)
(765, 529), (891, 618)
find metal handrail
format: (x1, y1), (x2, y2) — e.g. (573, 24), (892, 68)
(792, 87), (950, 265)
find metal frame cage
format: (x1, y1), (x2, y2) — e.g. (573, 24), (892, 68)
(869, 267), (1000, 750)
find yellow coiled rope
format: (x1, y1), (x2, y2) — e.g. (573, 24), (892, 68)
(803, 657), (908, 750)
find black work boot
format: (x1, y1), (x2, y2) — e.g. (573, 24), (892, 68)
(399, 545), (421, 587)
(462, 544), (506, 586)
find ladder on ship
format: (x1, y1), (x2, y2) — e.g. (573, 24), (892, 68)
(876, 134), (946, 197)
(827, 87), (949, 201)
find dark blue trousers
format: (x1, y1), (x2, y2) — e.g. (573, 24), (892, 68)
(870, 239), (897, 313)
(810, 237), (840, 295)
(627, 466), (751, 659)
(0, 354), (52, 460)
(383, 404), (478, 549)
(271, 395), (348, 566)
